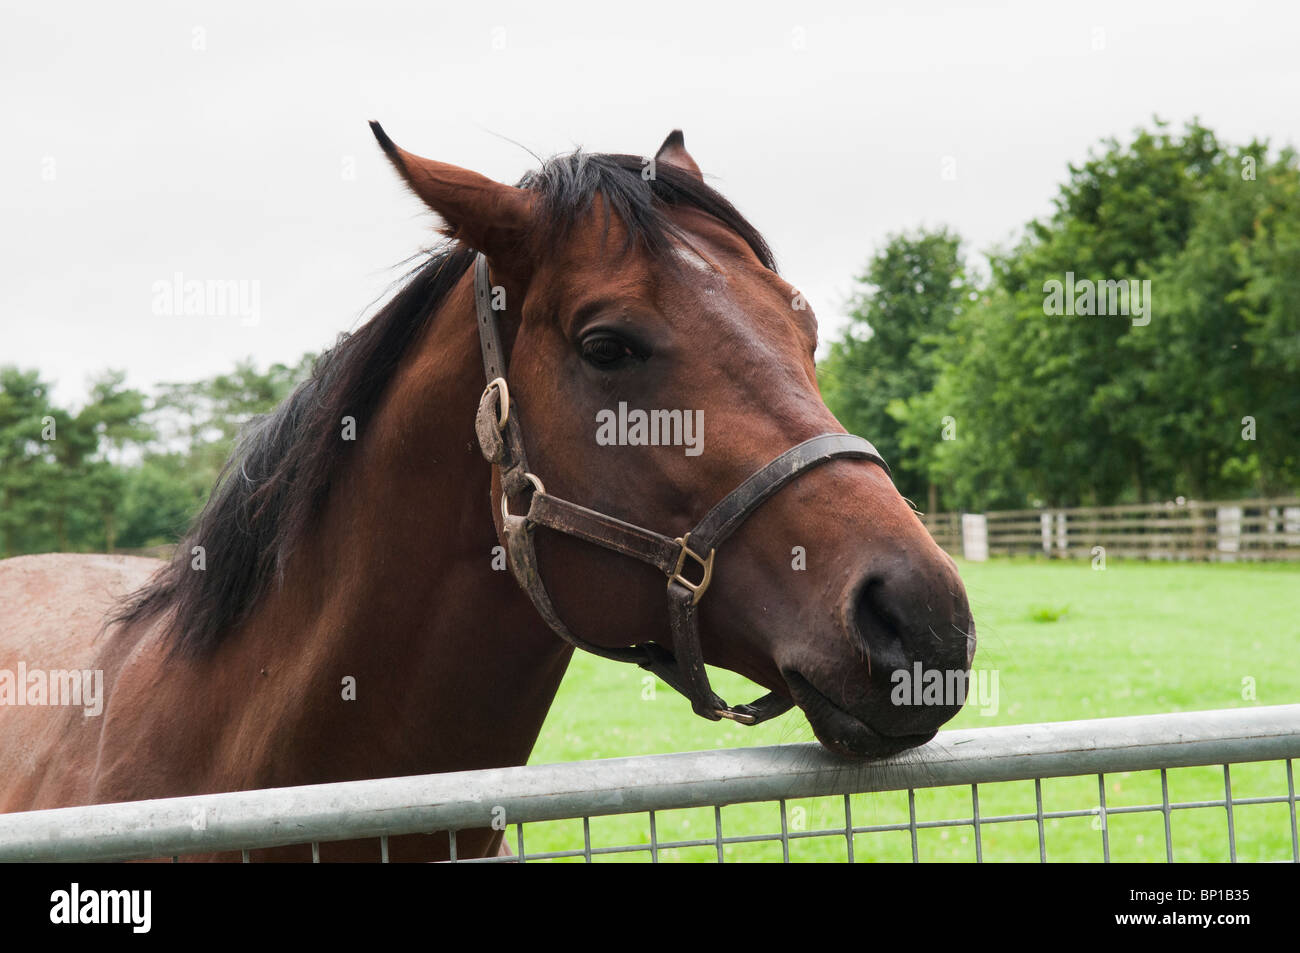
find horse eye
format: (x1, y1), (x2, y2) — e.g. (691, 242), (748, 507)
(581, 332), (639, 368)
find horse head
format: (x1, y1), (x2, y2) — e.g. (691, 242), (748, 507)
(374, 124), (976, 758)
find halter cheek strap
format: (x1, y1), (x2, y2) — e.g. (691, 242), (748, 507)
(471, 254), (891, 725)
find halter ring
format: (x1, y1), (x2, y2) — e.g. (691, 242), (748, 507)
(501, 472), (545, 523)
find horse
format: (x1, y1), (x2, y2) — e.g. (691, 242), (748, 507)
(0, 125), (975, 860)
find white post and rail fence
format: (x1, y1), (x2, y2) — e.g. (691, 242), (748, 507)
(921, 497), (1300, 562)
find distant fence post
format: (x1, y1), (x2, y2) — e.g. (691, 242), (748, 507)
(1040, 512), (1052, 555)
(1286, 506), (1300, 548)
(961, 514), (988, 562)
(1216, 506), (1242, 561)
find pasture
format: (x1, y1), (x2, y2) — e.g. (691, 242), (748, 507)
(528, 558), (1300, 861)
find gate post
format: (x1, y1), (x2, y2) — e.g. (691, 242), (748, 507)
(1216, 506), (1242, 562)
(962, 514), (988, 562)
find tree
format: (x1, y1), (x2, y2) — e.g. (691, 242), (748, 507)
(0, 368), (57, 556)
(818, 228), (975, 510)
(0, 354), (315, 556)
(887, 120), (1298, 510)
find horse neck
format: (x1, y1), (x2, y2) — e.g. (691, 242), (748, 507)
(206, 270), (572, 787)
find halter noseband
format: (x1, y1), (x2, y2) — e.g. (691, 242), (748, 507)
(471, 254), (891, 725)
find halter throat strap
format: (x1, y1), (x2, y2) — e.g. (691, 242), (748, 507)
(469, 253), (891, 725)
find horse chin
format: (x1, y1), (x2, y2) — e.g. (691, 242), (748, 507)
(784, 670), (937, 761)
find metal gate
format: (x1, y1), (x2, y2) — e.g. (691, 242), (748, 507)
(1, 705), (1296, 862)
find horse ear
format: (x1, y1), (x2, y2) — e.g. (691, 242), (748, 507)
(370, 121), (534, 259)
(654, 129), (703, 180)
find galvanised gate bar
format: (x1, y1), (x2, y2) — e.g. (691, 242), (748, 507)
(1, 705), (1296, 863)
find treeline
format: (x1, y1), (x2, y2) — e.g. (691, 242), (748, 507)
(0, 356), (314, 557)
(819, 120), (1300, 511)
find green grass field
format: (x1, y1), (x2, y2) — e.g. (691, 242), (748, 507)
(521, 558), (1300, 862)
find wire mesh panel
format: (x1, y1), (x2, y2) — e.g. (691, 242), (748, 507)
(454, 762), (1298, 863)
(0, 706), (1296, 863)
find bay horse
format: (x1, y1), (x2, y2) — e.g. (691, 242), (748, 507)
(0, 125), (975, 860)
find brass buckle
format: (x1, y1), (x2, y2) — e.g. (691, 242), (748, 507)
(668, 533), (715, 605)
(501, 472), (545, 522)
(482, 377), (509, 430)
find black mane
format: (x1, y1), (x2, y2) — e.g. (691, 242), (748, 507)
(110, 152), (776, 656)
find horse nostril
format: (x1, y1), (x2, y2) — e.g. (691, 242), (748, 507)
(851, 576), (909, 673)
(847, 564), (972, 678)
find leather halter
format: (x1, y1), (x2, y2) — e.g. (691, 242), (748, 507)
(471, 253), (892, 725)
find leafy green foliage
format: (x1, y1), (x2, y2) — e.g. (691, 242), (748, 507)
(818, 227), (975, 507)
(820, 120), (1300, 509)
(0, 355), (315, 556)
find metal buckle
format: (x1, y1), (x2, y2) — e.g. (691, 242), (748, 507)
(501, 472), (545, 523)
(668, 533), (715, 605)
(482, 377), (509, 430)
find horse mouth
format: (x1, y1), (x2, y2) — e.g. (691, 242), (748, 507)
(784, 670), (937, 760)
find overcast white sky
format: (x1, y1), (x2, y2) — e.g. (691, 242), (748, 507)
(3, 0), (1298, 405)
